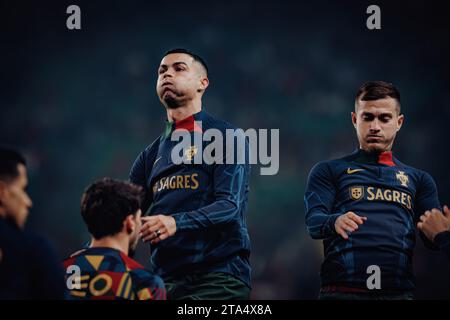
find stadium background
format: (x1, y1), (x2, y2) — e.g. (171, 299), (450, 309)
(1, 0), (449, 299)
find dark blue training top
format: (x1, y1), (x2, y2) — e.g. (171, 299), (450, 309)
(304, 148), (441, 292)
(435, 231), (450, 258)
(0, 218), (66, 299)
(130, 110), (251, 288)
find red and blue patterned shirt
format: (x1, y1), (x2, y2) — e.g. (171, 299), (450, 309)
(63, 247), (166, 300)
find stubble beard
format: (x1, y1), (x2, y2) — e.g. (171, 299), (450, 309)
(161, 89), (186, 109)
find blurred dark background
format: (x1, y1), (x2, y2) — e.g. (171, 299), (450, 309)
(1, 0), (449, 299)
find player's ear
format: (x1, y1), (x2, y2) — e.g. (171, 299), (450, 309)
(397, 114), (404, 131)
(0, 181), (7, 206)
(197, 77), (209, 93)
(351, 112), (357, 129)
(125, 214), (135, 234)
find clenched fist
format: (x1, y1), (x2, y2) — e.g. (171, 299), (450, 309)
(335, 211), (367, 240)
(417, 206), (450, 242)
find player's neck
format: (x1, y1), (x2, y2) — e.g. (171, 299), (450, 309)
(0, 210), (20, 229)
(166, 100), (202, 122)
(359, 145), (393, 154)
(91, 235), (129, 255)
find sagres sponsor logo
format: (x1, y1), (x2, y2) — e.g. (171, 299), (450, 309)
(396, 171), (409, 187)
(349, 186), (412, 209)
(350, 186), (364, 200)
(153, 173), (199, 193)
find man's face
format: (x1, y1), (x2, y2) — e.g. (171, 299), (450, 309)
(0, 164), (33, 228)
(128, 209), (142, 254)
(352, 97), (404, 153)
(156, 53), (208, 109)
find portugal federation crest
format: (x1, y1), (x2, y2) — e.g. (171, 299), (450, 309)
(396, 171), (409, 187)
(350, 186), (364, 200)
(184, 145), (198, 161)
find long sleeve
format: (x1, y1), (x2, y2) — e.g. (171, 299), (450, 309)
(172, 162), (250, 231)
(415, 171), (442, 250)
(304, 162), (341, 239)
(171, 135), (250, 231)
(129, 138), (160, 214)
(434, 231), (450, 258)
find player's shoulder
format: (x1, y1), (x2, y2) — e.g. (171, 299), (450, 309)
(0, 219), (23, 244)
(17, 230), (63, 278)
(142, 136), (162, 155)
(309, 156), (346, 174)
(62, 248), (88, 268)
(394, 159), (435, 181)
(308, 151), (360, 180)
(129, 268), (164, 285)
(118, 253), (159, 281)
(63, 247), (124, 271)
(412, 167), (437, 186)
(21, 230), (56, 255)
(200, 110), (240, 132)
(118, 251), (145, 270)
(131, 136), (162, 170)
(125, 258), (165, 289)
(0, 221), (47, 259)
(390, 158), (438, 193)
(0, 222), (46, 246)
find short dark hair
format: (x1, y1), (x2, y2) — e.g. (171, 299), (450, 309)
(0, 147), (27, 182)
(164, 48), (209, 75)
(80, 178), (143, 239)
(355, 81), (401, 113)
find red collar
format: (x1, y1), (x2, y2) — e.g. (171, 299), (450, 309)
(174, 114), (203, 133)
(356, 149), (396, 166)
(378, 151), (395, 166)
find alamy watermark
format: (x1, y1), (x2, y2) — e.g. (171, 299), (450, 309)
(366, 265), (381, 290)
(170, 121), (279, 176)
(366, 5), (381, 30)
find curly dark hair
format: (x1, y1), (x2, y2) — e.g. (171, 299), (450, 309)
(80, 178), (143, 239)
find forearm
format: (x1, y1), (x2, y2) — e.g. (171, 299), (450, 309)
(420, 230), (439, 250)
(171, 161), (249, 231)
(434, 231), (450, 257)
(172, 198), (239, 231)
(304, 162), (338, 240)
(305, 209), (341, 239)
